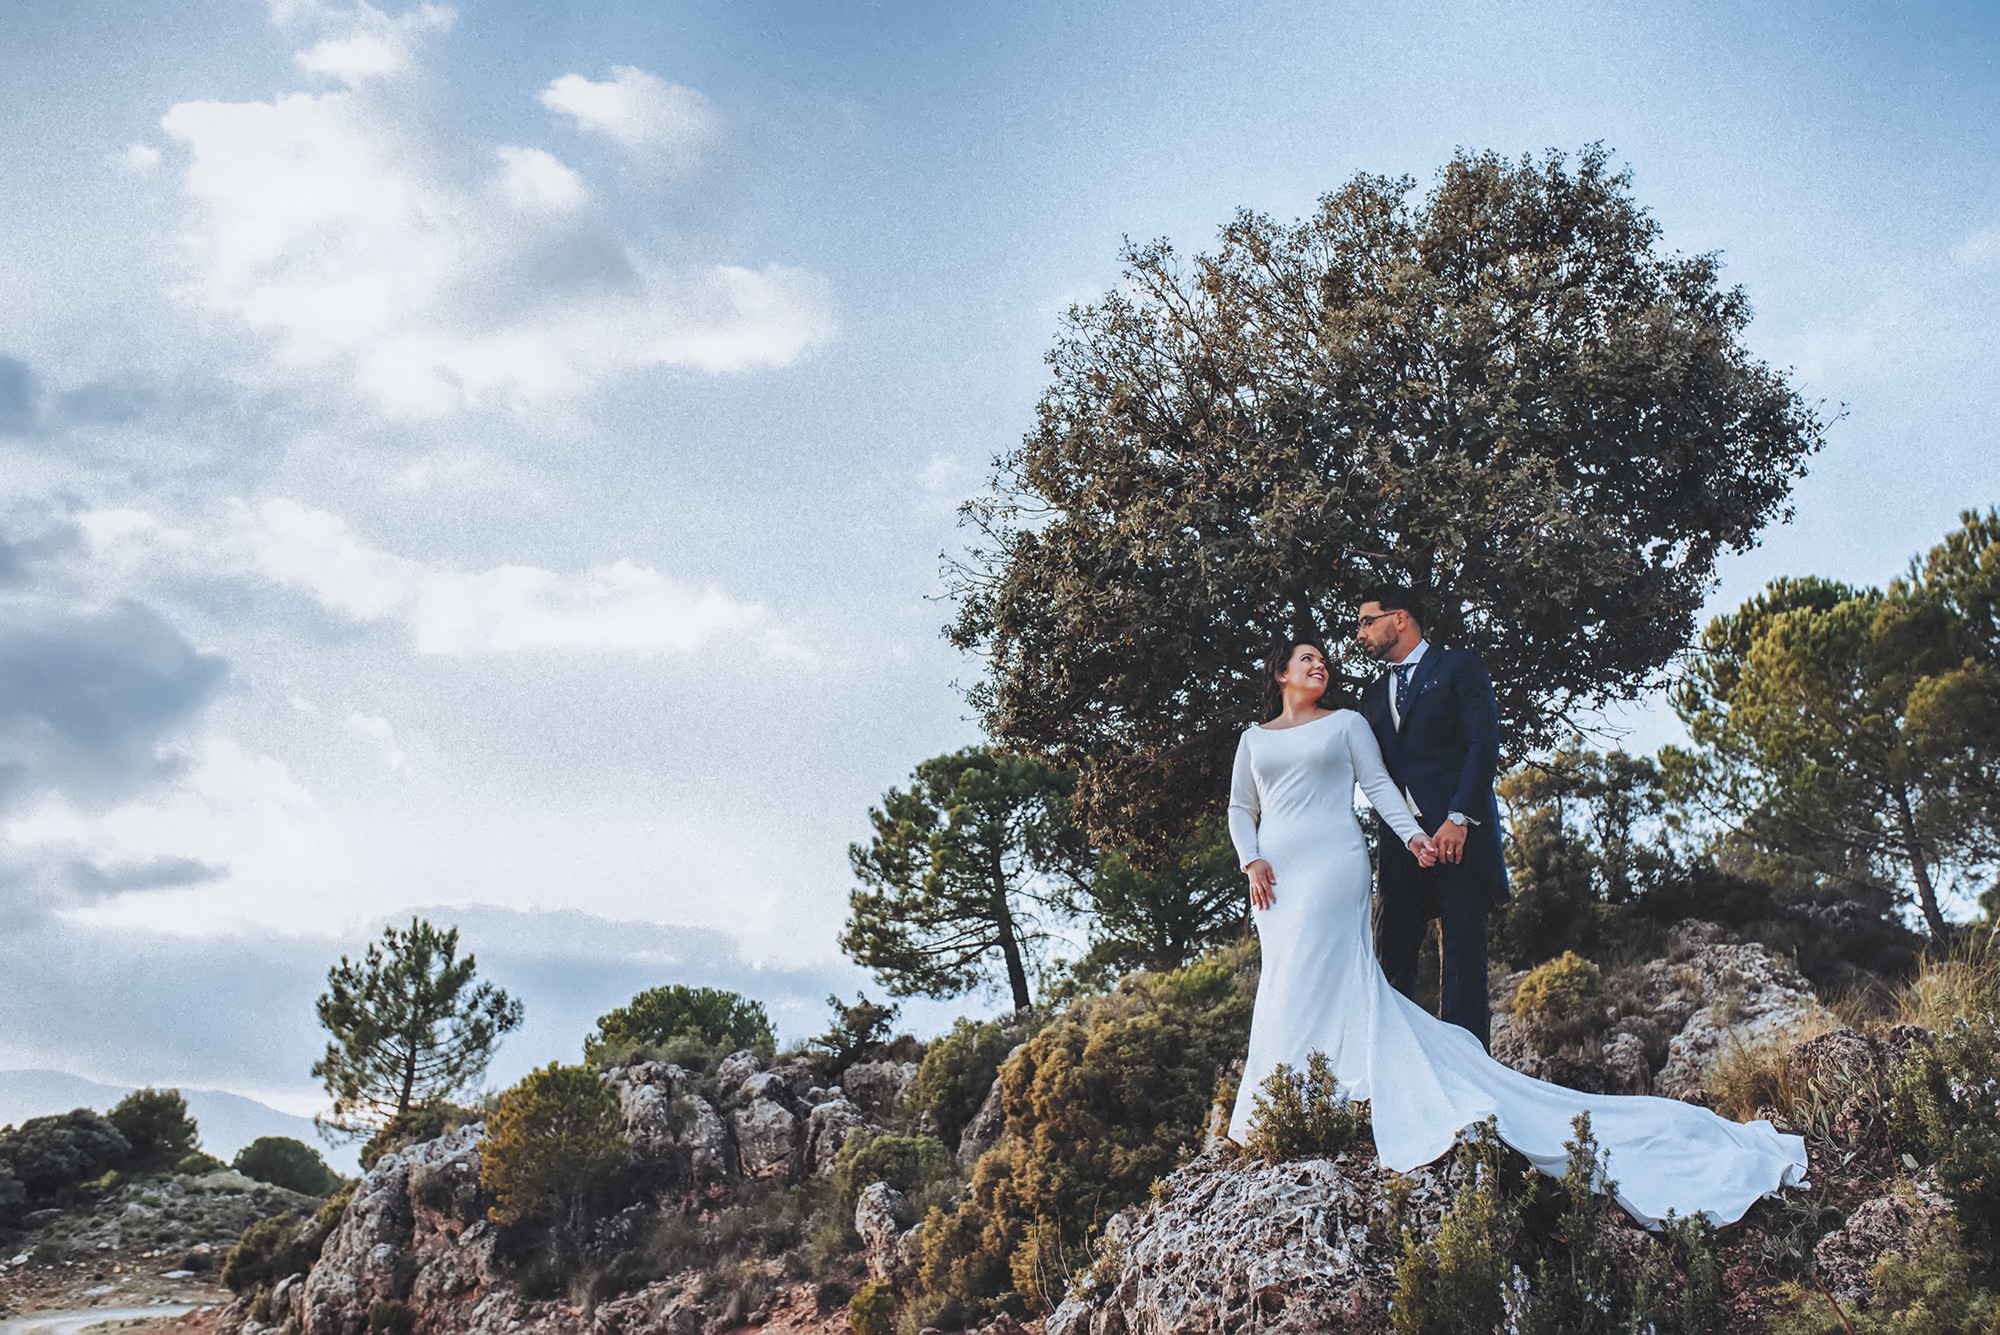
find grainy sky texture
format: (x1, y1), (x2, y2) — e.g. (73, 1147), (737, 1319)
(1, 0), (1995, 1113)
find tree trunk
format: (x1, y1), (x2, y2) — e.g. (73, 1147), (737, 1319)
(988, 847), (1033, 1012)
(1893, 783), (1950, 947)
(399, 1033), (419, 1118)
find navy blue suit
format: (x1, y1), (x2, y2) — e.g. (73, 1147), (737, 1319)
(1360, 645), (1508, 1047)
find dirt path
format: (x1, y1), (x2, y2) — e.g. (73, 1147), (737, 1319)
(0, 1306), (198, 1335)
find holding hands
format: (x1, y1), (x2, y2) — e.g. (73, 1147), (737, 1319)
(1247, 831), (1439, 910)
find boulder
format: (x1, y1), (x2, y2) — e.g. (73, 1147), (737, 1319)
(1813, 1173), (1955, 1308)
(730, 1096), (803, 1182)
(854, 1181), (913, 1283)
(841, 1060), (920, 1118)
(607, 1061), (734, 1190)
(807, 1096), (868, 1176)
(956, 1074), (1007, 1169)
(1654, 940), (1821, 1100)
(716, 1048), (765, 1091)
(1048, 1148), (1459, 1335)
(768, 1055), (821, 1099)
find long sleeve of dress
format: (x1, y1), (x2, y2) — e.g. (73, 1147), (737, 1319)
(1345, 713), (1423, 847)
(1227, 731), (1262, 868)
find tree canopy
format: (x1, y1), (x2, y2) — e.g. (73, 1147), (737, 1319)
(312, 917), (523, 1137)
(108, 1087), (200, 1174)
(948, 145), (1825, 858)
(584, 984), (775, 1066)
(842, 747), (1091, 1012)
(1671, 511), (2000, 946)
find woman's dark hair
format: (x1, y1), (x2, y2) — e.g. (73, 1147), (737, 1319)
(1259, 635), (1342, 722)
(1356, 582), (1430, 632)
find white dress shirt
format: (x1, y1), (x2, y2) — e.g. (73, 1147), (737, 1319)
(1383, 639), (1475, 827)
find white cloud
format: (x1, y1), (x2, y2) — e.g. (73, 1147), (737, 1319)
(285, 1), (453, 86)
(539, 66), (719, 160)
(154, 17), (831, 416)
(343, 712), (406, 769)
(245, 499), (770, 655)
(117, 143), (162, 175)
(494, 145), (586, 213)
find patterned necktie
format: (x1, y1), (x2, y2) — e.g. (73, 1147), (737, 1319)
(1393, 662), (1414, 719)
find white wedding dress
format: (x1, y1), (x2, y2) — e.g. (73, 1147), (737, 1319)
(1225, 709), (1808, 1227)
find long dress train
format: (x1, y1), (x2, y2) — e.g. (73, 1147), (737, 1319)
(1225, 709), (1808, 1227)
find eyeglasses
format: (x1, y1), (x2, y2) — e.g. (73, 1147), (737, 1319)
(1356, 611), (1400, 630)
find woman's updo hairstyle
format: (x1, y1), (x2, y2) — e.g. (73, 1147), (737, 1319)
(1258, 633), (1336, 722)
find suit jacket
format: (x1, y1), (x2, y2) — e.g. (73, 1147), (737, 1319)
(1359, 645), (1510, 898)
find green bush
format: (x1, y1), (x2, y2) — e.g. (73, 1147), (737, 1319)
(221, 1211), (327, 1294)
(1511, 951), (1606, 1054)
(810, 992), (899, 1070)
(0, 1165), (24, 1226)
(848, 1279), (896, 1335)
(234, 1136), (343, 1196)
(174, 1151), (228, 1176)
(1766, 1210), (2000, 1333)
(912, 1018), (1016, 1149)
(1889, 1013), (2000, 1251)
(1391, 1122), (1515, 1335)
(584, 985), (774, 1066)
(832, 1131), (951, 1210)
(367, 1299), (417, 1334)
(1243, 1052), (1370, 1163)
(108, 1088), (201, 1173)
(0, 1108), (129, 1199)
(360, 1100), (478, 1170)
(910, 944), (1255, 1324)
(480, 1063), (629, 1271)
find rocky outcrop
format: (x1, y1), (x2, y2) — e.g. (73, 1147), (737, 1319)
(1048, 1149), (1463, 1335)
(730, 1097), (803, 1182)
(956, 1075), (1007, 1169)
(806, 1096), (867, 1176)
(1488, 922), (1824, 1101)
(840, 1061), (919, 1119)
(608, 1062), (732, 1191)
(853, 1181), (914, 1283)
(1812, 1172), (1955, 1308)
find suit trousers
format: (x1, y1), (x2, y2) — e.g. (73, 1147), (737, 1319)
(1374, 822), (1492, 1049)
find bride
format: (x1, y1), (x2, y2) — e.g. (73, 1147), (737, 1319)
(1225, 635), (1808, 1227)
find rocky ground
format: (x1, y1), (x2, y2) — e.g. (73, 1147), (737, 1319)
(0, 1171), (313, 1333)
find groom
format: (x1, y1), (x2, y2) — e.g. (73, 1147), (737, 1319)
(1355, 584), (1507, 1048)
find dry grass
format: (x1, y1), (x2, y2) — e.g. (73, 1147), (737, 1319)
(1893, 935), (2000, 1031)
(1704, 1008), (1844, 1126)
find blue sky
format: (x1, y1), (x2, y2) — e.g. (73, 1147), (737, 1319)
(0, 0), (1995, 1114)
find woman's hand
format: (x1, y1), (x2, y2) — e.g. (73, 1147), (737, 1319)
(1408, 833), (1440, 869)
(1245, 859), (1276, 910)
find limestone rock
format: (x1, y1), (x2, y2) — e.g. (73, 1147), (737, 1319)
(841, 1060), (919, 1118)
(716, 1048), (765, 1091)
(730, 1096), (802, 1182)
(1048, 1149), (1460, 1335)
(956, 1074), (1006, 1168)
(807, 1095), (868, 1176)
(768, 1055), (821, 1099)
(854, 1181), (913, 1283)
(1654, 940), (1821, 1100)
(1813, 1173), (1955, 1308)
(739, 1069), (795, 1106)
(607, 1061), (734, 1191)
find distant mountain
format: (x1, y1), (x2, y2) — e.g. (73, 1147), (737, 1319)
(0, 1069), (359, 1173)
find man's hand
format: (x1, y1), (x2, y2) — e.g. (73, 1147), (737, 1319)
(1245, 859), (1276, 911)
(1433, 819), (1467, 865)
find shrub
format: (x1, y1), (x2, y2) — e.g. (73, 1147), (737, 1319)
(913, 1017), (1019, 1151)
(810, 993), (899, 1070)
(1766, 1211), (2000, 1333)
(584, 985), (774, 1066)
(480, 1063), (629, 1270)
(1628, 1213), (1722, 1335)
(0, 1164), (24, 1226)
(221, 1212), (326, 1294)
(832, 1131), (951, 1210)
(909, 943), (1255, 1324)
(367, 1299), (417, 1334)
(848, 1279), (896, 1335)
(1511, 951), (1606, 1054)
(234, 1136), (343, 1196)
(1243, 1052), (1371, 1163)
(1390, 1125), (1515, 1335)
(174, 1151), (228, 1176)
(360, 1100), (477, 1170)
(1888, 1013), (2000, 1250)
(108, 1088), (200, 1173)
(0, 1108), (129, 1198)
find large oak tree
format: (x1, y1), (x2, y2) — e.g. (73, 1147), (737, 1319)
(948, 146), (1825, 859)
